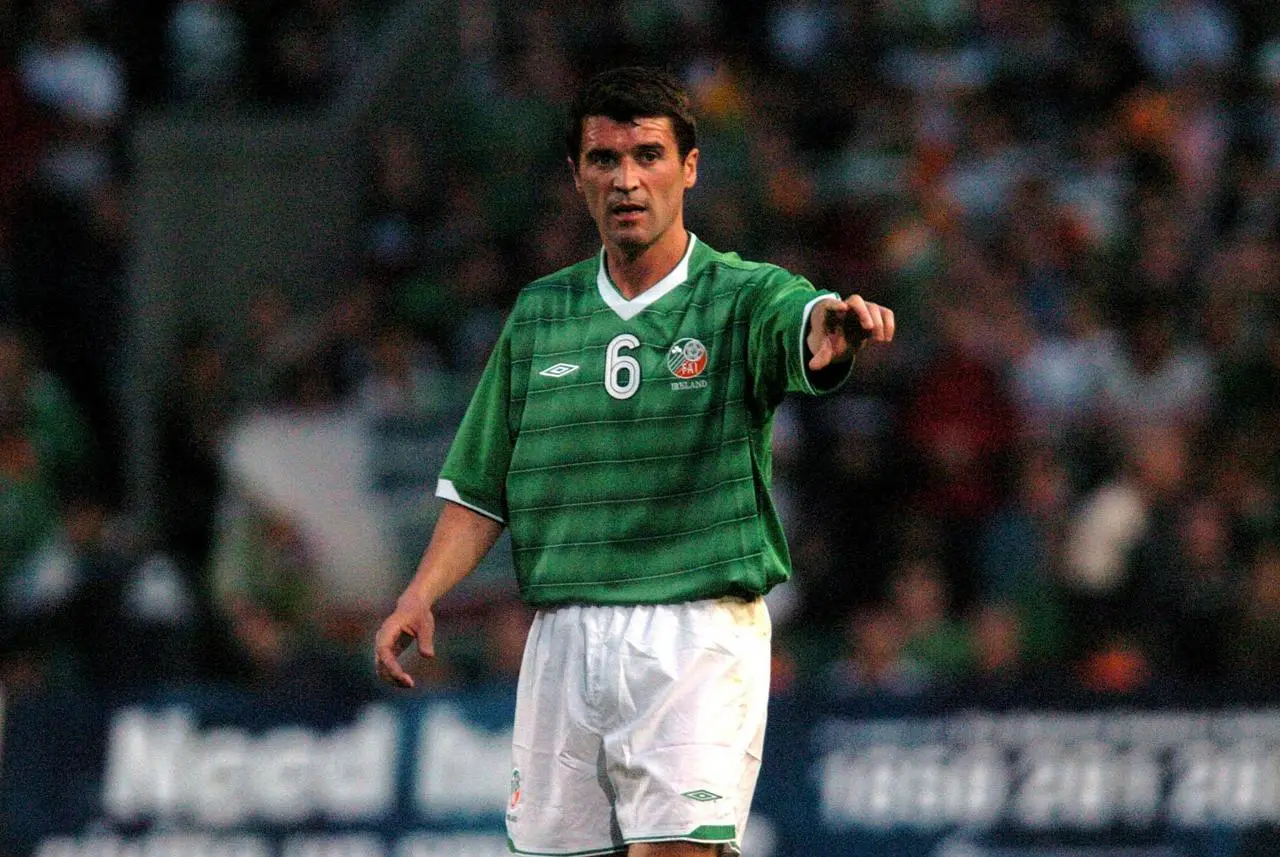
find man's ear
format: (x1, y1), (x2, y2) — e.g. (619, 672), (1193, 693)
(683, 148), (699, 190)
(568, 156), (582, 193)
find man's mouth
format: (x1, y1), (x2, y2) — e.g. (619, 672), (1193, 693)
(611, 202), (646, 217)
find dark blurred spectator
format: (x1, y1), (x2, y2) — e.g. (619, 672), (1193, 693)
(0, 326), (91, 492)
(447, 14), (572, 243)
(1125, 192), (1198, 307)
(1055, 120), (1133, 255)
(8, 0), (127, 492)
(210, 335), (397, 699)
(362, 123), (431, 284)
(0, 414), (57, 604)
(7, 171), (126, 494)
(902, 298), (1018, 601)
(397, 243), (510, 371)
(975, 445), (1070, 663)
(1076, 631), (1154, 695)
(1095, 295), (1213, 431)
(156, 327), (235, 574)
(166, 0), (246, 104)
(1010, 293), (1118, 444)
(355, 319), (467, 576)
(520, 172), (598, 276)
(1225, 544), (1280, 698)
(208, 501), (320, 684)
(1127, 493), (1242, 684)
(798, 392), (903, 620)
(256, 0), (364, 106)
(1000, 176), (1076, 336)
(1214, 316), (1280, 437)
(0, 326), (93, 583)
(1165, 78), (1232, 211)
(1061, 3), (1146, 121)
(228, 285), (330, 410)
(354, 321), (450, 418)
(970, 602), (1024, 679)
(1207, 315), (1280, 559)
(1205, 430), (1278, 561)
(417, 169), (493, 271)
(18, 0), (124, 199)
(826, 605), (929, 699)
(951, 601), (1036, 705)
(1200, 180), (1277, 357)
(3, 481), (203, 698)
(0, 0), (49, 271)
(944, 98), (1036, 232)
(887, 558), (972, 685)
(0, 485), (96, 699)
(1128, 0), (1237, 84)
(1062, 424), (1190, 663)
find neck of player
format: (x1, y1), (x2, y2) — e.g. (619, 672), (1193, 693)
(605, 227), (690, 300)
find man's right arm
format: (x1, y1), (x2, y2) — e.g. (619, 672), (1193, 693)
(374, 501), (504, 688)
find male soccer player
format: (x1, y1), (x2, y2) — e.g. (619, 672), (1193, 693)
(375, 66), (895, 857)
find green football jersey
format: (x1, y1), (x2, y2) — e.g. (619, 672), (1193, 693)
(437, 235), (852, 606)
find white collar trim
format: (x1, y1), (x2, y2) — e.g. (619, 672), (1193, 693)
(596, 233), (698, 321)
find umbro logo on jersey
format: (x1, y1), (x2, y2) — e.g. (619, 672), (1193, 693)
(539, 363), (580, 378)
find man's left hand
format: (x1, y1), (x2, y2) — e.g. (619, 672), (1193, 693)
(808, 295), (895, 370)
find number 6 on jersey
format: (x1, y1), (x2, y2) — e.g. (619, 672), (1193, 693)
(605, 333), (641, 400)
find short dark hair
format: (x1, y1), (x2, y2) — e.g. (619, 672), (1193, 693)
(566, 66), (697, 163)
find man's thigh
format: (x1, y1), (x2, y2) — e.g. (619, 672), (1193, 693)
(507, 605), (622, 855)
(607, 598), (770, 852)
(506, 599), (770, 857)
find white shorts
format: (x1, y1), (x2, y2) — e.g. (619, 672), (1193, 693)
(506, 596), (771, 856)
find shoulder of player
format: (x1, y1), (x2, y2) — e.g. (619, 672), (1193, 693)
(694, 244), (806, 301)
(522, 254), (596, 293)
(508, 255), (597, 314)
(696, 243), (798, 283)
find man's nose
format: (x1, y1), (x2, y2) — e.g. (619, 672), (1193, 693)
(612, 158), (640, 191)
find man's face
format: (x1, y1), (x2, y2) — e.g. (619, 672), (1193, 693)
(572, 115), (698, 257)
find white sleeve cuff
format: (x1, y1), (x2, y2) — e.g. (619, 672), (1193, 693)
(799, 292), (854, 395)
(435, 478), (505, 524)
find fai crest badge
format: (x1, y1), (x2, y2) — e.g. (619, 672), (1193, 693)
(667, 338), (708, 379)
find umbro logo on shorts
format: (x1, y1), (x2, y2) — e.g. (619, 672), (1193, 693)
(539, 363), (580, 378)
(681, 789), (723, 802)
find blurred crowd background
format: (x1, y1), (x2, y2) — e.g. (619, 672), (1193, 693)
(2, 0), (1280, 709)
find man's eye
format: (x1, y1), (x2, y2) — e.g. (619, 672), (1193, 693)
(639, 150), (660, 163)
(589, 153), (616, 167)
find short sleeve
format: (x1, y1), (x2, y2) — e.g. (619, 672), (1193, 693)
(435, 318), (515, 523)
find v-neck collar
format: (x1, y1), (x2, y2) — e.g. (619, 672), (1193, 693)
(596, 233), (698, 321)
